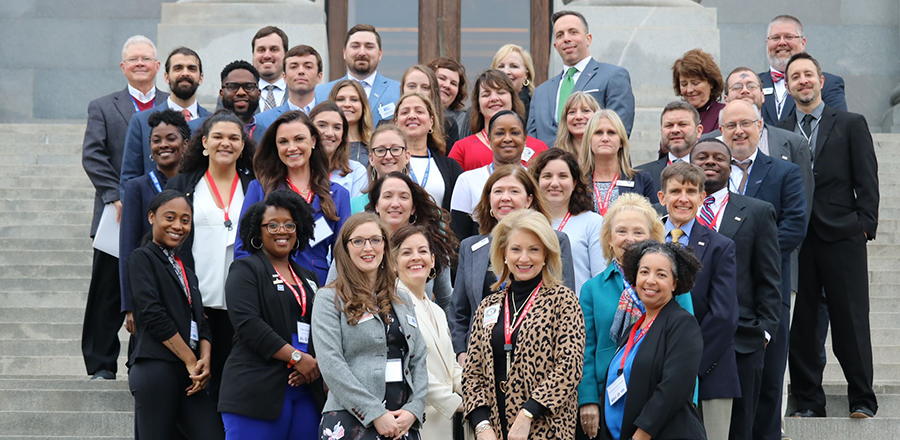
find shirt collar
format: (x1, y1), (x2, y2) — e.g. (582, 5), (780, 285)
(668, 151), (689, 163)
(166, 97), (198, 117)
(708, 187), (729, 205)
(259, 77), (287, 91)
(602, 262), (620, 281)
(288, 97), (316, 114)
(733, 147), (759, 165)
(127, 84), (156, 103)
(564, 56), (592, 74)
(769, 66), (785, 81)
(665, 217), (695, 239)
(350, 70), (378, 86)
(797, 101), (825, 121)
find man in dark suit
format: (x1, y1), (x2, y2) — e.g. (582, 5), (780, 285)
(219, 60), (261, 135)
(119, 47), (210, 195)
(779, 53), (879, 419)
(80, 35), (169, 381)
(759, 15), (847, 126)
(314, 24), (401, 126)
(528, 10), (635, 145)
(691, 139), (783, 440)
(637, 101), (703, 203)
(255, 45), (323, 141)
(657, 162), (740, 440)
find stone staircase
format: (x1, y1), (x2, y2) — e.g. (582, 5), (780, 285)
(0, 123), (897, 438)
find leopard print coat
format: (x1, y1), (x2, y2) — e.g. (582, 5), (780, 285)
(462, 283), (586, 439)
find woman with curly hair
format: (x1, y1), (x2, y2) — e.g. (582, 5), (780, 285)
(672, 48), (726, 134)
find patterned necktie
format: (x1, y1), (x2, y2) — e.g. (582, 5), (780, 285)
(733, 159), (753, 194)
(264, 84), (277, 110)
(557, 67), (578, 122)
(770, 70), (785, 83)
(697, 196), (716, 228)
(180, 108), (192, 122)
(670, 228), (685, 244)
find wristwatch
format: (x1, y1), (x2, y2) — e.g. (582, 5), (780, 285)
(287, 350), (302, 368)
(474, 421), (492, 435)
(521, 408), (534, 419)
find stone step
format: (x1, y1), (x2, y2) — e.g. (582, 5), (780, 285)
(0, 339), (129, 357)
(0, 187), (95, 200)
(0, 411), (131, 437)
(0, 144), (82, 156)
(867, 256), (900, 271)
(0, 292), (88, 308)
(0, 225), (89, 239)
(870, 314), (900, 329)
(0, 238), (91, 251)
(787, 383), (900, 417)
(0, 356), (127, 377)
(0, 377), (127, 390)
(827, 345), (900, 364)
(0, 264), (90, 279)
(0, 132), (85, 145)
(0, 323), (127, 342)
(2, 175), (94, 189)
(0, 388), (131, 412)
(0, 250), (92, 266)
(0, 153), (88, 166)
(0, 307), (84, 323)
(825, 362), (900, 382)
(783, 417), (900, 439)
(866, 244), (900, 258)
(866, 284), (900, 297)
(0, 199), (93, 212)
(871, 297), (900, 312)
(0, 124), (85, 135)
(3, 164), (88, 178)
(0, 437), (129, 440)
(869, 271), (900, 284)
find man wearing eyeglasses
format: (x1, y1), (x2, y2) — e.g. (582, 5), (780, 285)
(219, 60), (262, 136)
(759, 15), (847, 126)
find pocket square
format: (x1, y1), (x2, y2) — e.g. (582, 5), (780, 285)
(583, 89), (599, 93)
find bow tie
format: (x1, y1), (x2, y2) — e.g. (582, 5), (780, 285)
(770, 70), (785, 83)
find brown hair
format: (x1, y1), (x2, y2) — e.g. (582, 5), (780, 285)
(390, 220), (458, 275)
(473, 165), (548, 235)
(401, 65), (446, 127)
(660, 161), (706, 194)
(329, 213), (399, 325)
(309, 101), (352, 177)
(253, 110), (339, 221)
(469, 69), (526, 134)
(427, 57), (468, 111)
(329, 79), (373, 145)
(529, 149), (594, 215)
(345, 24), (382, 49)
(394, 92), (447, 155)
(553, 91), (601, 159)
(672, 49), (724, 104)
(252, 26), (288, 52)
(284, 44), (322, 74)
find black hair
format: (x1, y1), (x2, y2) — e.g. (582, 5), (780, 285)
(621, 240), (702, 297)
(165, 46), (202, 74)
(238, 189), (316, 256)
(220, 60), (260, 83)
(694, 138), (732, 160)
(551, 10), (590, 33)
(487, 109), (525, 133)
(179, 110), (256, 174)
(785, 52), (823, 78)
(148, 109), (191, 143)
(142, 190), (191, 246)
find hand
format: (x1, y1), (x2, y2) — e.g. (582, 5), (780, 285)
(457, 352), (467, 367)
(507, 410), (533, 440)
(113, 200), (122, 224)
(580, 404), (600, 438)
(373, 412), (400, 439)
(292, 354), (320, 384)
(475, 426), (498, 440)
(457, 401), (465, 413)
(186, 357), (210, 396)
(124, 311), (136, 335)
(288, 370), (303, 387)
(632, 427), (652, 440)
(390, 409), (416, 439)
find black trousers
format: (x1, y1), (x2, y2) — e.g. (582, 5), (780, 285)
(81, 248), (124, 374)
(729, 347), (766, 440)
(752, 302), (789, 440)
(789, 229), (877, 415)
(204, 307), (234, 405)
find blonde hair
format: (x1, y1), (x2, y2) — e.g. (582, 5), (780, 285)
(491, 44), (536, 93)
(552, 92), (601, 159)
(599, 193), (665, 263)
(579, 110), (637, 181)
(489, 209), (563, 290)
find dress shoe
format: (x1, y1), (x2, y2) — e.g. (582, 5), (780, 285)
(788, 409), (823, 418)
(91, 370), (116, 381)
(850, 406), (875, 418)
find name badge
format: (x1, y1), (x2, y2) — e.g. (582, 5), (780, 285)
(277, 284), (285, 291)
(471, 237), (490, 252)
(297, 321), (311, 345)
(305, 279), (318, 294)
(378, 102), (396, 120)
(763, 87), (775, 95)
(483, 304), (501, 327)
(618, 180), (635, 188)
(309, 217), (333, 248)
(407, 315), (418, 328)
(521, 147), (536, 163)
(386, 358), (403, 382)
(608, 374), (627, 405)
(189, 320), (199, 350)
(359, 313), (375, 324)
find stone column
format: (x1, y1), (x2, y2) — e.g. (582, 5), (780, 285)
(156, 0), (329, 109)
(551, 0), (719, 162)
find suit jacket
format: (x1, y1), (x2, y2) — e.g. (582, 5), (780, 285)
(599, 300), (707, 440)
(635, 156), (670, 204)
(777, 107), (879, 241)
(315, 72), (402, 126)
(528, 58), (635, 145)
(449, 232), (578, 354)
(120, 101), (211, 197)
(759, 70), (846, 126)
(715, 193), (782, 353)
(127, 242), (212, 365)
(119, 172), (168, 312)
(312, 286), (428, 428)
(252, 101), (292, 143)
(618, 169), (657, 202)
(217, 252), (325, 420)
(81, 87), (169, 236)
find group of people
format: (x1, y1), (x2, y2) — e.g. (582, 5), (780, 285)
(79, 9), (879, 440)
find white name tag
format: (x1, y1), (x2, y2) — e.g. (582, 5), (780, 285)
(190, 320), (199, 343)
(608, 374), (627, 405)
(386, 358), (403, 382)
(378, 102), (396, 120)
(359, 313), (375, 324)
(618, 180), (635, 188)
(297, 322), (311, 344)
(471, 237), (490, 252)
(309, 217), (333, 248)
(763, 87), (774, 95)
(406, 315), (418, 328)
(521, 147), (535, 163)
(483, 304), (500, 327)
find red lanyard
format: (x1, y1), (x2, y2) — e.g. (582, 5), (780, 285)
(593, 173), (618, 216)
(557, 212), (571, 232)
(274, 264), (307, 317)
(205, 170), (239, 227)
(503, 281), (542, 350)
(173, 255), (191, 306)
(619, 314), (655, 373)
(479, 129), (490, 150)
(286, 177), (314, 204)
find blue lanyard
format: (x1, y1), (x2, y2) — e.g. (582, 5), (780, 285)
(130, 96), (140, 112)
(489, 163), (494, 174)
(148, 171), (163, 194)
(614, 260), (644, 314)
(409, 148), (432, 187)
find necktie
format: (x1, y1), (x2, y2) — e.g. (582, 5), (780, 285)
(770, 70), (785, 83)
(670, 228), (685, 244)
(733, 159), (753, 194)
(180, 108), (192, 122)
(697, 196), (716, 228)
(264, 85), (277, 110)
(557, 67), (578, 122)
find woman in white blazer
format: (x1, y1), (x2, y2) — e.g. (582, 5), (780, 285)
(391, 224), (467, 440)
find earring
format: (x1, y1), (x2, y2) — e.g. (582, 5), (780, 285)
(428, 267), (436, 279)
(251, 237), (263, 249)
(202, 149), (210, 157)
(428, 128), (433, 134)
(523, 78), (531, 87)
(490, 209), (495, 218)
(292, 239), (300, 251)
(409, 214), (417, 224)
(504, 259), (508, 264)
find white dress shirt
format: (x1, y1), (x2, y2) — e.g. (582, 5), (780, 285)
(350, 71), (378, 98)
(729, 148), (759, 195)
(769, 67), (789, 119)
(555, 56), (592, 117)
(166, 97), (199, 120)
(259, 77), (287, 110)
(127, 84), (156, 104)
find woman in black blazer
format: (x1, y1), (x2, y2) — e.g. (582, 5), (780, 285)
(127, 190), (224, 440)
(218, 190), (324, 439)
(598, 241), (705, 440)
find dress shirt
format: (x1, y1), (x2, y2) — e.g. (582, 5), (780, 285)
(668, 151), (688, 164)
(700, 187), (729, 231)
(555, 56), (592, 114)
(665, 217), (695, 246)
(758, 125), (770, 156)
(166, 97), (199, 120)
(259, 77), (287, 110)
(127, 84), (156, 104)
(729, 148), (759, 195)
(769, 67), (788, 119)
(351, 71), (378, 98)
(794, 102), (825, 158)
(288, 96), (316, 114)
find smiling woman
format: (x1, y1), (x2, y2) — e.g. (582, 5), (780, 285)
(672, 49), (725, 135)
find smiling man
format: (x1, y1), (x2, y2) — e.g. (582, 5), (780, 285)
(637, 101), (703, 203)
(255, 45), (324, 141)
(219, 60), (261, 135)
(252, 26), (289, 112)
(528, 10), (635, 146)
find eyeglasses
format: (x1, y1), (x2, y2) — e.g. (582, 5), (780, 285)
(728, 82), (761, 93)
(124, 57), (156, 65)
(722, 119), (759, 131)
(371, 146), (406, 158)
(767, 35), (802, 43)
(265, 222), (297, 234)
(348, 236), (385, 248)
(223, 82), (259, 93)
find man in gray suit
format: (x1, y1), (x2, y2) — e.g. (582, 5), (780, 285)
(80, 35), (169, 381)
(528, 10), (635, 145)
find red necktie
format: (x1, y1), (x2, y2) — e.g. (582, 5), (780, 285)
(770, 70), (785, 83)
(181, 109), (192, 122)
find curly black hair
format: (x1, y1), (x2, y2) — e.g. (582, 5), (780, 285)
(148, 109), (191, 142)
(621, 240), (702, 296)
(220, 59), (260, 83)
(238, 189), (316, 255)
(179, 110), (256, 175)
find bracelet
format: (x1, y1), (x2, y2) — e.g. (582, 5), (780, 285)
(474, 421), (492, 435)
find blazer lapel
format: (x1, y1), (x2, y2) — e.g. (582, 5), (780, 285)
(370, 73), (389, 110)
(782, 95), (796, 121)
(545, 72), (563, 121)
(573, 59), (598, 92)
(717, 196), (746, 239)
(812, 108), (836, 167)
(113, 88), (137, 125)
(760, 75), (778, 123)
(470, 236), (492, 303)
(744, 153), (772, 198)
(688, 222), (711, 261)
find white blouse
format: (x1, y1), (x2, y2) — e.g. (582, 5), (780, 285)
(192, 177), (244, 310)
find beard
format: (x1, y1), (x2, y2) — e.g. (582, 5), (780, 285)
(767, 52), (790, 73)
(348, 58), (375, 77)
(171, 77), (199, 101)
(223, 97), (259, 121)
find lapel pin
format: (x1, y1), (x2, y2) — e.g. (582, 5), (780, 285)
(698, 241), (706, 246)
(781, 155), (789, 160)
(735, 216), (742, 221)
(755, 180), (762, 184)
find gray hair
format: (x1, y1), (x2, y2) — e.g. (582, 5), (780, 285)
(767, 15), (804, 38)
(719, 101), (761, 125)
(122, 35), (157, 61)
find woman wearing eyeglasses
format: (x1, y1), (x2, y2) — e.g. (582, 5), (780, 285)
(313, 213), (428, 440)
(349, 124), (412, 214)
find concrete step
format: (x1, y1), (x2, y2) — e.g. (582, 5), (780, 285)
(0, 153), (88, 166)
(0, 411), (131, 437)
(787, 383), (900, 417)
(0, 144), (82, 156)
(0, 225), (89, 239)
(0, 250), (92, 266)
(0, 264), (90, 279)
(867, 284), (900, 297)
(0, 323), (127, 342)
(0, 356), (127, 377)
(869, 271), (900, 285)
(0, 187), (94, 200)
(0, 199), (93, 212)
(0, 388), (132, 411)
(0, 339), (129, 357)
(0, 377), (127, 390)
(2, 164), (89, 178)
(825, 362), (899, 382)
(3, 175), (93, 189)
(871, 297), (900, 312)
(827, 345), (900, 364)
(784, 417), (900, 439)
(0, 307), (84, 323)
(0, 238), (91, 251)
(0, 277), (90, 292)
(867, 256), (900, 270)
(0, 292), (88, 308)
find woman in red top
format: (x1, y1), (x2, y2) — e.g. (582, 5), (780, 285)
(448, 70), (547, 171)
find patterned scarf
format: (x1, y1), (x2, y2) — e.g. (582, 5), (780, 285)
(609, 260), (645, 342)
